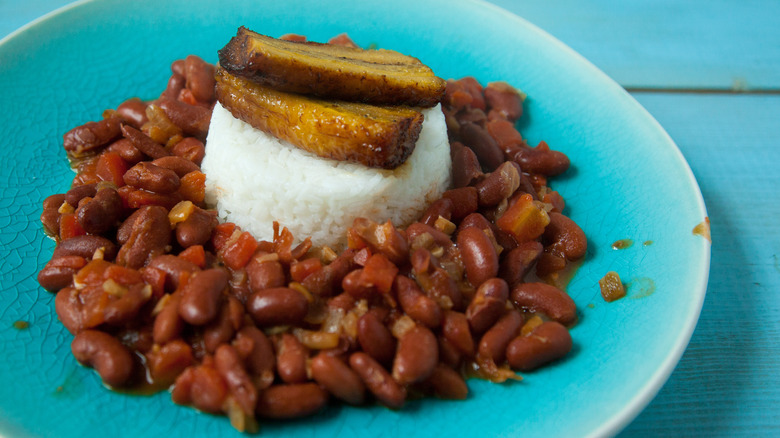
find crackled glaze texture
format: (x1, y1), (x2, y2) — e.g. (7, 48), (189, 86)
(0, 0), (709, 437)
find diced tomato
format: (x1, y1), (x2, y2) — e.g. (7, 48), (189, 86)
(73, 259), (112, 286)
(179, 171), (205, 203)
(273, 223), (296, 264)
(59, 213), (85, 240)
(362, 253), (398, 294)
(95, 151), (129, 187)
(211, 223), (236, 252)
(179, 245), (206, 269)
(105, 263), (144, 286)
(495, 193), (550, 243)
(141, 266), (167, 299)
(125, 188), (182, 209)
(290, 258), (322, 283)
(116, 185), (134, 209)
(346, 227), (368, 250)
(71, 156), (100, 186)
(221, 231), (258, 270)
(352, 247), (372, 266)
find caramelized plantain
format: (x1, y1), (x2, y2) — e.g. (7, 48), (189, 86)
(218, 27), (445, 108)
(215, 66), (424, 169)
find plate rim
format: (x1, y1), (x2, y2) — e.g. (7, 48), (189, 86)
(0, 0), (711, 437)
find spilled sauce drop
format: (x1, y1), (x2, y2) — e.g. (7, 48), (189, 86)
(693, 217), (711, 242)
(643, 240), (653, 246)
(628, 277), (656, 299)
(12, 320), (29, 330)
(611, 239), (634, 250)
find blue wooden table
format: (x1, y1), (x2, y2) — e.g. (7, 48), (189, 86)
(2, 1), (778, 436)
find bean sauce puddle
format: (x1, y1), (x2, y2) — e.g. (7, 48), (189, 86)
(37, 34), (588, 432)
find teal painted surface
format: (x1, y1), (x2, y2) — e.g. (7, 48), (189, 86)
(1, 1), (778, 437)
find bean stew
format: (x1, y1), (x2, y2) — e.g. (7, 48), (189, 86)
(38, 34), (587, 432)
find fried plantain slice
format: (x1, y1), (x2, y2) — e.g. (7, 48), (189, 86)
(215, 66), (425, 169)
(218, 27), (445, 108)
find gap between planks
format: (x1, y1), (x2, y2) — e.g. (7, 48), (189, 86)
(624, 87), (780, 95)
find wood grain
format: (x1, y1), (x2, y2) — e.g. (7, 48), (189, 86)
(620, 93), (780, 436)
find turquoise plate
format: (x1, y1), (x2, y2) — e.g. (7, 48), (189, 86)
(0, 0), (710, 437)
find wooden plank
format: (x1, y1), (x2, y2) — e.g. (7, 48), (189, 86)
(5, 1), (780, 90)
(619, 92), (780, 436)
(489, 0), (780, 90)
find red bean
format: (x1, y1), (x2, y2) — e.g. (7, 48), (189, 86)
(544, 212), (588, 261)
(151, 155), (200, 177)
(76, 187), (123, 234)
(246, 256), (286, 292)
(510, 142), (570, 176)
(116, 97), (148, 128)
(498, 241), (543, 287)
(189, 364), (229, 414)
(475, 161), (521, 207)
(124, 162), (181, 194)
(147, 254), (200, 292)
(171, 137), (206, 165)
(162, 73), (185, 101)
(233, 326), (275, 389)
(153, 293), (183, 344)
(506, 321), (572, 371)
(301, 249), (356, 297)
(484, 81), (523, 122)
(175, 207), (218, 248)
(311, 353), (366, 405)
(420, 197), (453, 227)
(457, 227), (499, 288)
(184, 55), (216, 103)
(395, 275), (442, 329)
(425, 363), (468, 400)
(38, 255), (87, 292)
(202, 296), (243, 353)
(63, 116), (122, 154)
(392, 325), (438, 385)
(158, 97), (211, 139)
(349, 352), (406, 409)
(147, 339), (194, 385)
(459, 122), (504, 171)
(247, 287), (308, 327)
(116, 206), (171, 269)
(441, 310), (475, 358)
(357, 309), (396, 367)
(215, 344), (257, 416)
(71, 330), (134, 387)
(477, 310), (523, 364)
(64, 183), (97, 208)
(466, 277), (509, 334)
(451, 142), (482, 188)
(120, 124), (171, 159)
(178, 268), (228, 325)
(511, 282), (577, 325)
(440, 187), (479, 221)
(256, 383), (328, 419)
(52, 235), (117, 260)
(106, 138), (145, 165)
(275, 333), (308, 384)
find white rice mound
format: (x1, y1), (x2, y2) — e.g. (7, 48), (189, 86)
(202, 102), (451, 249)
